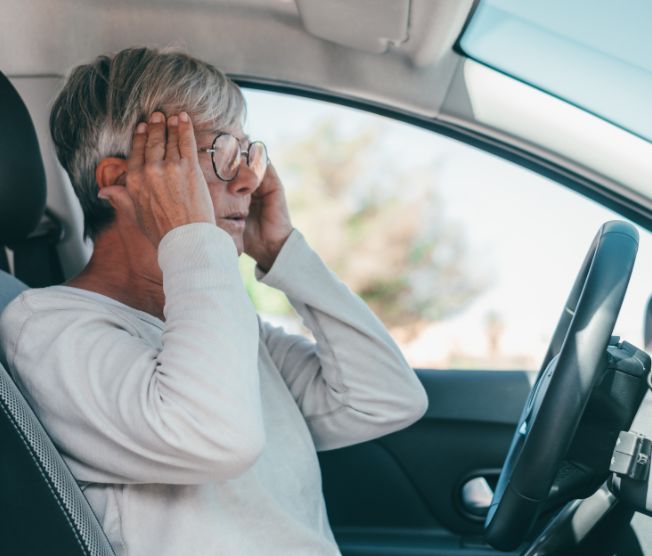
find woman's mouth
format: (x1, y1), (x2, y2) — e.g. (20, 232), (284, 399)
(219, 212), (247, 231)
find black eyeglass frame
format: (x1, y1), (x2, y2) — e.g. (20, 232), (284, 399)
(200, 133), (268, 182)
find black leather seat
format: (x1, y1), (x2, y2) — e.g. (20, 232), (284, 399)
(0, 71), (116, 556)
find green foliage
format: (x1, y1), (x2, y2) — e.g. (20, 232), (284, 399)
(239, 255), (292, 315)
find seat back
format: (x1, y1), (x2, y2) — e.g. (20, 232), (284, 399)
(0, 70), (64, 287)
(0, 361), (116, 556)
(0, 271), (27, 368)
(0, 270), (27, 312)
(0, 72), (116, 555)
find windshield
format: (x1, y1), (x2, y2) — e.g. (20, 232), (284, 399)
(459, 0), (652, 143)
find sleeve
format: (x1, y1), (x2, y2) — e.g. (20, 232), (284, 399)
(0, 223), (264, 485)
(256, 229), (428, 452)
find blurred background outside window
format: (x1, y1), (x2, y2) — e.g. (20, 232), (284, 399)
(241, 90), (652, 371)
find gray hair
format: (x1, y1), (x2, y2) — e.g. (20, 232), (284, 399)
(50, 47), (246, 240)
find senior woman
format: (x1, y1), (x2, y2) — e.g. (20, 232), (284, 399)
(0, 47), (427, 555)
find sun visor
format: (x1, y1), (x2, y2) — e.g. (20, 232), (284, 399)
(296, 0), (410, 54)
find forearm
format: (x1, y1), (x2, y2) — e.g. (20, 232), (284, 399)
(259, 229), (428, 450)
(4, 223), (265, 484)
(155, 223), (264, 461)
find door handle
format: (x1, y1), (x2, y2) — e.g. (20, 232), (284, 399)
(461, 476), (495, 518)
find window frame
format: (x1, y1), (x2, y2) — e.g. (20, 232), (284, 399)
(238, 84), (652, 370)
(234, 77), (652, 233)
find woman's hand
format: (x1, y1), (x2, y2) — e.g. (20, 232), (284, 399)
(243, 163), (293, 272)
(98, 112), (215, 248)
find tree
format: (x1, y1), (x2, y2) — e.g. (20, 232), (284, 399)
(242, 117), (485, 338)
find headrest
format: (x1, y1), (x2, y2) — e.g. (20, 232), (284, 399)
(0, 71), (46, 245)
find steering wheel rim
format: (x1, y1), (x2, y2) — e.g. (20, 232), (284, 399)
(484, 221), (639, 551)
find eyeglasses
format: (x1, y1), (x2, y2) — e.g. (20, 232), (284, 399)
(199, 133), (268, 182)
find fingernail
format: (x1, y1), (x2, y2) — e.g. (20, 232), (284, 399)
(135, 122), (147, 134)
(150, 112), (164, 123)
(179, 112), (189, 122)
(168, 115), (179, 127)
(97, 191), (108, 200)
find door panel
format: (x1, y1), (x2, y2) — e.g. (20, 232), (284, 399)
(319, 370), (534, 556)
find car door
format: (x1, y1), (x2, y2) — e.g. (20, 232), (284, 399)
(240, 88), (652, 556)
(319, 369), (531, 556)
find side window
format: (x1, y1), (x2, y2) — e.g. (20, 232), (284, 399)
(241, 90), (652, 371)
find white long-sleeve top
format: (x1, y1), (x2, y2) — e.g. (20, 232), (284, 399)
(0, 223), (428, 556)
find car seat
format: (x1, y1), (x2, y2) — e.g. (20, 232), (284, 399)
(0, 70), (116, 556)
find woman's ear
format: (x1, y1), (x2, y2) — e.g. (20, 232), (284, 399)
(95, 157), (139, 225)
(96, 157), (128, 192)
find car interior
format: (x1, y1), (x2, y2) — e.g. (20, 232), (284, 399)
(1, 1), (652, 555)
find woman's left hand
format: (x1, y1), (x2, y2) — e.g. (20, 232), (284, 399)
(244, 163), (294, 272)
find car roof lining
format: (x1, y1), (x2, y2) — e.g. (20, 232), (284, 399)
(1, 0), (472, 117)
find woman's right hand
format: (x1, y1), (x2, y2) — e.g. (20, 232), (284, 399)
(99, 111), (215, 247)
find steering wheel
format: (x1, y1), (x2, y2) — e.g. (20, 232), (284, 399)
(484, 221), (639, 551)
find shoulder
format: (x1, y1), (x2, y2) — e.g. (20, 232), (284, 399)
(1, 286), (135, 330)
(0, 287), (147, 370)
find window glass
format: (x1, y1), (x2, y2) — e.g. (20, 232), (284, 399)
(459, 0), (652, 142)
(241, 90), (652, 371)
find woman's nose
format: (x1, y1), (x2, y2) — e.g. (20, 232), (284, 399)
(227, 159), (260, 196)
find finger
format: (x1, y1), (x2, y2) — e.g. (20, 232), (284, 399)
(127, 122), (148, 171)
(257, 162), (280, 194)
(98, 185), (138, 224)
(177, 112), (199, 160)
(263, 161), (280, 183)
(165, 115), (180, 160)
(145, 112), (167, 162)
